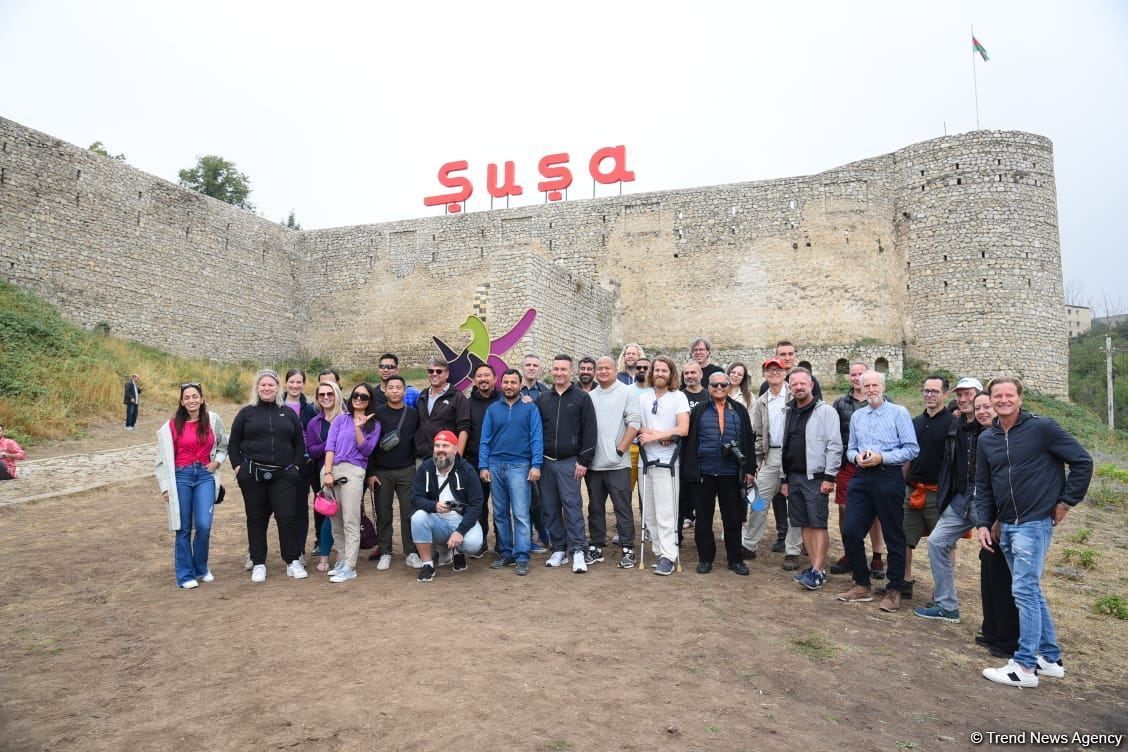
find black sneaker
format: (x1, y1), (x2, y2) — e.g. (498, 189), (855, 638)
(771, 539), (786, 553)
(728, 561), (750, 576)
(452, 553), (468, 572)
(417, 564), (435, 582)
(618, 549), (636, 569)
(490, 556), (514, 569)
(830, 556), (852, 575)
(586, 546), (604, 564)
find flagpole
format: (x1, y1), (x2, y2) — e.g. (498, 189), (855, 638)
(971, 25), (981, 130)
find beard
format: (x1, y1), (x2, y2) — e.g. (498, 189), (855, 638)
(434, 453), (454, 471)
(866, 394), (883, 408)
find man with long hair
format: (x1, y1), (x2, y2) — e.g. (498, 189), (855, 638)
(637, 356), (690, 575)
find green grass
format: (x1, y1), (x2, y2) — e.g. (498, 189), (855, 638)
(790, 634), (838, 661)
(1092, 595), (1128, 620)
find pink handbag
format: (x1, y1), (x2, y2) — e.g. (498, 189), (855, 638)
(313, 489), (338, 517)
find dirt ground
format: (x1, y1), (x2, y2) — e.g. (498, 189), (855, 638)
(1, 424), (1126, 751)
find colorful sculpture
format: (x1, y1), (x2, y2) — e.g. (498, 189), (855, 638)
(432, 309), (537, 391)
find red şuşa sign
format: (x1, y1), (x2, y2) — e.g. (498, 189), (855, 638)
(424, 145), (635, 213)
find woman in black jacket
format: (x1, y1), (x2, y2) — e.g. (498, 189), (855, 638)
(229, 369), (307, 583)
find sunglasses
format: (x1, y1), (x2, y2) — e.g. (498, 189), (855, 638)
(378, 364), (396, 370)
(710, 382), (730, 389)
(636, 365), (649, 371)
(180, 382), (201, 390)
(427, 368), (447, 375)
(316, 391), (334, 399)
(351, 393), (371, 402)
(651, 399), (660, 414)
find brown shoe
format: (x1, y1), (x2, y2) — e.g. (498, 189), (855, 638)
(836, 584), (874, 602)
(879, 590), (903, 612)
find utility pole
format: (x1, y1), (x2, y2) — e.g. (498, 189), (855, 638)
(1106, 335), (1115, 430)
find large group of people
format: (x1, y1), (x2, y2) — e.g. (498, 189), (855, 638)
(152, 337), (1094, 690)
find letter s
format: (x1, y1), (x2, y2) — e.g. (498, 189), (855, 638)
(424, 161), (473, 208)
(537, 153), (573, 201)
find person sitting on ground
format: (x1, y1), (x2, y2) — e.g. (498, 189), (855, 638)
(0, 423), (26, 481)
(411, 431), (485, 582)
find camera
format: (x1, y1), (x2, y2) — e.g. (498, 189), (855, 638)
(723, 441), (746, 465)
(445, 498), (468, 514)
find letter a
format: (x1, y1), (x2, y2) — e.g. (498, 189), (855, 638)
(589, 145), (636, 185)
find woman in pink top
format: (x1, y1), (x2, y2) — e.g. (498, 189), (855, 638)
(155, 384), (228, 589)
(0, 423), (26, 480)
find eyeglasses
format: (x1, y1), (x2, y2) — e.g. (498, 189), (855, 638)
(180, 382), (201, 390)
(710, 382), (730, 389)
(691, 347), (709, 353)
(316, 391), (334, 399)
(351, 393), (371, 402)
(922, 389), (942, 395)
(378, 364), (396, 370)
(427, 368), (447, 375)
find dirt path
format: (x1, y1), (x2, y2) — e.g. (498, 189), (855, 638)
(0, 417), (1124, 751)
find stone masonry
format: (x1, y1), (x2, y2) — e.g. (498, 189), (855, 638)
(0, 115), (1066, 395)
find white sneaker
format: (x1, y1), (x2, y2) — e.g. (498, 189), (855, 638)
(983, 659), (1038, 688)
(377, 554), (392, 570)
(287, 560), (309, 579)
(244, 554), (254, 571)
(405, 553), (424, 569)
(1036, 655), (1066, 678)
(436, 549), (454, 567)
(298, 554), (307, 567)
(200, 571), (214, 583)
(250, 564), (267, 583)
(181, 579), (199, 589)
(329, 565), (357, 583)
(327, 560), (346, 576)
(546, 551), (567, 567)
(572, 551), (588, 573)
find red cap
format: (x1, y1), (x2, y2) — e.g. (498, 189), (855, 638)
(762, 357), (785, 370)
(433, 430), (458, 447)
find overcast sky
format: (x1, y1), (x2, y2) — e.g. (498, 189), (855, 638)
(2, 1), (1125, 308)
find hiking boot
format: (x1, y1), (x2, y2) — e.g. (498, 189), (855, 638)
(829, 556), (852, 575)
(781, 555), (800, 571)
(618, 549), (636, 569)
(452, 553), (468, 572)
(836, 584), (873, 602)
(654, 557), (675, 576)
(983, 660), (1038, 688)
(770, 538), (786, 553)
(870, 558), (886, 580)
(913, 605), (961, 623)
(879, 589), (903, 612)
(417, 564), (436, 582)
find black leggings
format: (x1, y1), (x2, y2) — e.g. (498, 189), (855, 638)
(239, 468), (301, 565)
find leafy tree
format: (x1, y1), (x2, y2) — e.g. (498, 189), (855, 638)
(283, 210), (302, 230)
(88, 141), (126, 161)
(177, 155), (254, 210)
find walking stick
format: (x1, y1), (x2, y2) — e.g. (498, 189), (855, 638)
(638, 467), (646, 570)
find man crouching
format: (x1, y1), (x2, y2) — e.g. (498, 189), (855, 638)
(411, 430), (485, 582)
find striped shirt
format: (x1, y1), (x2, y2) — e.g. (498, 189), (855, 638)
(847, 399), (919, 466)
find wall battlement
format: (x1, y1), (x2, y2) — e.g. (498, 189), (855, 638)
(0, 116), (1065, 394)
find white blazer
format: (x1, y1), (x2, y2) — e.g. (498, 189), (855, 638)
(154, 411), (228, 531)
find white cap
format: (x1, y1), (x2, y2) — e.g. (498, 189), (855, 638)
(954, 377), (983, 391)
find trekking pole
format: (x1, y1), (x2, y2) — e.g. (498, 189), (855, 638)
(638, 468), (646, 570)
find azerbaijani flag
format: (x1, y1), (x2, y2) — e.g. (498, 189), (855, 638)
(972, 36), (990, 61)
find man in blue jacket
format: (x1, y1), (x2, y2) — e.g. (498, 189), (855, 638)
(479, 369), (543, 576)
(974, 377), (1092, 688)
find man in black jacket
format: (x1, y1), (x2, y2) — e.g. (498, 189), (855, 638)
(410, 431), (485, 582)
(537, 354), (598, 573)
(123, 373), (142, 430)
(974, 377), (1092, 688)
(414, 358), (471, 460)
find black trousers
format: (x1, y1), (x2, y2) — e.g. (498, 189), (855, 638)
(694, 475), (745, 565)
(771, 491), (789, 539)
(477, 478), (493, 550)
(239, 468), (301, 565)
(980, 546), (1020, 652)
(844, 464), (907, 589)
(677, 480), (695, 544)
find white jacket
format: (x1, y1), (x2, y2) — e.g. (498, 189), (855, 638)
(155, 411), (228, 531)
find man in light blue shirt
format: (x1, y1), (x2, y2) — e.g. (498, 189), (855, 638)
(837, 370), (919, 612)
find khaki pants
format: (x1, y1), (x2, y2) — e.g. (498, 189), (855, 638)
(325, 462), (366, 568)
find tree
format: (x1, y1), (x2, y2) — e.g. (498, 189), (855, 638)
(177, 155), (254, 210)
(283, 210), (302, 230)
(88, 141), (126, 161)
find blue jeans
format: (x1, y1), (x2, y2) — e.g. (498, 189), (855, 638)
(1000, 517), (1060, 670)
(489, 462), (532, 562)
(174, 463), (215, 585)
(926, 497), (975, 611)
(125, 402), (139, 427)
(410, 510), (485, 553)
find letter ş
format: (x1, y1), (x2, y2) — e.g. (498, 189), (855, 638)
(423, 146), (635, 212)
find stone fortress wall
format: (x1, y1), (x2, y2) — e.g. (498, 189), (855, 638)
(0, 115), (1066, 395)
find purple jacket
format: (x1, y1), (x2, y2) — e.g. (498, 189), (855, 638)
(305, 413), (332, 463)
(325, 412), (381, 469)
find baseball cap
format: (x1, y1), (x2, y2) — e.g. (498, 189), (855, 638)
(762, 357), (784, 370)
(954, 377), (984, 391)
(433, 430), (458, 446)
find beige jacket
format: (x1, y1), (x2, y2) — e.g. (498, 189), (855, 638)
(751, 382), (790, 465)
